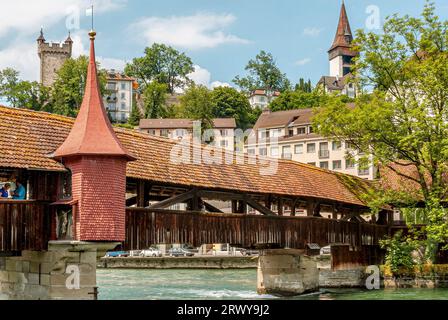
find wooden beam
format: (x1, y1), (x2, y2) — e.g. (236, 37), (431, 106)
(245, 197), (276, 216)
(203, 201), (224, 213)
(149, 189), (196, 209)
(278, 198), (284, 216)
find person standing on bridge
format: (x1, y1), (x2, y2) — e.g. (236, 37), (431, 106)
(12, 181), (26, 200)
(0, 183), (11, 198)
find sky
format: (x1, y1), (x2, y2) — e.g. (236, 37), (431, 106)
(0, 0), (447, 88)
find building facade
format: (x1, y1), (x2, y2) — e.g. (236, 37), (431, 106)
(316, 3), (358, 98)
(37, 29), (73, 87)
(103, 70), (136, 123)
(245, 108), (377, 180)
(248, 89), (280, 109)
(139, 118), (237, 152)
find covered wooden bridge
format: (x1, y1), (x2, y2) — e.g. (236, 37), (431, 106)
(0, 106), (390, 254)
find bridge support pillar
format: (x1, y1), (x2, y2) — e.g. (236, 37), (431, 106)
(0, 241), (119, 300)
(257, 249), (319, 296)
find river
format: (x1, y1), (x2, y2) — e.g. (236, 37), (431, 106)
(97, 269), (448, 300)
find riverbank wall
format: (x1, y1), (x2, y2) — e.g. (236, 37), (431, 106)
(383, 265), (448, 288)
(99, 256), (258, 269)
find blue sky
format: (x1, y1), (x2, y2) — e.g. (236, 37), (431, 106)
(0, 0), (447, 88)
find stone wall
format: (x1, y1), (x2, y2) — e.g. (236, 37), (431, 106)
(0, 241), (115, 300)
(383, 265), (448, 288)
(100, 256), (257, 269)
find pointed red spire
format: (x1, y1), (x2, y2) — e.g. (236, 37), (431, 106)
(53, 31), (135, 161)
(329, 2), (353, 52)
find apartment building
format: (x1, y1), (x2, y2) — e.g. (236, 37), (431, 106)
(139, 118), (237, 152)
(248, 89), (280, 109)
(245, 108), (376, 180)
(103, 70), (136, 123)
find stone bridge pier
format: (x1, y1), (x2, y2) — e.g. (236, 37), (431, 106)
(0, 241), (118, 300)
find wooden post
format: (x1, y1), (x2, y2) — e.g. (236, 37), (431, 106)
(291, 199), (297, 217)
(278, 198), (284, 216)
(232, 200), (238, 213)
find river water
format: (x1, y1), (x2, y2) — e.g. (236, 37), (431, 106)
(97, 269), (448, 300)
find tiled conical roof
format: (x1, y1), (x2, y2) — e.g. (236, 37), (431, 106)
(53, 31), (135, 161)
(329, 2), (353, 52)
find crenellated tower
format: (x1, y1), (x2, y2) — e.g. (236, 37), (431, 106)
(37, 29), (73, 87)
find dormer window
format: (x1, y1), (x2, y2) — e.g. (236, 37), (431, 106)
(297, 127), (306, 135)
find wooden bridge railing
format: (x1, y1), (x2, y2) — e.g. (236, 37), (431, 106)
(0, 200), (51, 253)
(124, 208), (390, 250)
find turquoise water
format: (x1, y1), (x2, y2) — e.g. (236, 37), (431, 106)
(97, 269), (448, 300)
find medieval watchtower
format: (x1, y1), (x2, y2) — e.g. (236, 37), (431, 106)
(37, 29), (73, 87)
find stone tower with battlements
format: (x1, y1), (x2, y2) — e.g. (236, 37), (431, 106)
(37, 29), (73, 87)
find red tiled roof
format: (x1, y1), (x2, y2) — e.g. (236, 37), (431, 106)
(0, 106), (370, 207)
(253, 108), (314, 130)
(52, 32), (135, 161)
(329, 2), (354, 52)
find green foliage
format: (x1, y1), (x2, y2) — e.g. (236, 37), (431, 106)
(178, 85), (215, 131)
(0, 68), (50, 110)
(295, 78), (313, 93)
(233, 50), (291, 93)
(210, 86), (252, 130)
(128, 100), (142, 126)
(48, 56), (108, 117)
(125, 43), (194, 94)
(269, 89), (327, 112)
(380, 231), (418, 274)
(142, 81), (168, 119)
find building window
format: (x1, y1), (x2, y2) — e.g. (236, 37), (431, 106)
(333, 160), (342, 170)
(108, 103), (116, 111)
(121, 83), (127, 90)
(259, 148), (267, 156)
(107, 82), (116, 91)
(247, 149), (255, 155)
(307, 143), (316, 153)
(259, 96), (266, 103)
(319, 142), (329, 159)
(297, 127), (306, 135)
(259, 130), (270, 139)
(346, 158), (356, 169)
(270, 129), (282, 138)
(147, 129), (156, 136)
(271, 147), (279, 157)
(358, 159), (370, 176)
(161, 129), (169, 138)
(121, 103), (126, 110)
(294, 144), (304, 154)
(282, 146), (292, 159)
(121, 92), (126, 100)
(220, 140), (229, 148)
(320, 162), (329, 170)
(176, 129), (185, 137)
(332, 141), (342, 151)
(220, 129), (228, 137)
(309, 126), (314, 134)
(358, 168), (370, 176)
(346, 141), (355, 150)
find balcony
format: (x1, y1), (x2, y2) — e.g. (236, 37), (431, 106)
(318, 150), (330, 159)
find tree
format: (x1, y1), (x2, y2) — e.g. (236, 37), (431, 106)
(313, 2), (448, 256)
(142, 81), (168, 119)
(269, 89), (326, 112)
(128, 100), (142, 126)
(178, 85), (215, 131)
(210, 87), (252, 130)
(233, 51), (291, 93)
(49, 56), (108, 117)
(295, 78), (313, 93)
(125, 43), (194, 94)
(0, 68), (49, 110)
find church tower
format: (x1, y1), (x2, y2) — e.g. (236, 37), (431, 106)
(328, 2), (357, 78)
(37, 29), (73, 87)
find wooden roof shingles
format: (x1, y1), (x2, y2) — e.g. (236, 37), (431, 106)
(0, 106), (370, 207)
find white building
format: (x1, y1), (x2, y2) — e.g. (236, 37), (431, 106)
(103, 70), (136, 123)
(139, 118), (237, 152)
(245, 108), (377, 180)
(248, 89), (280, 109)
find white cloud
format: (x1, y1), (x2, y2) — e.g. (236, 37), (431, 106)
(187, 65), (231, 89)
(295, 58), (311, 66)
(0, 41), (39, 81)
(0, 0), (126, 38)
(130, 13), (249, 50)
(303, 27), (323, 37)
